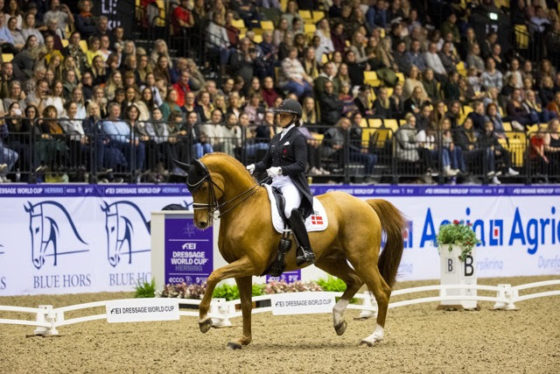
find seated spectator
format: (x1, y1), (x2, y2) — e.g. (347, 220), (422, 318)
(478, 120), (519, 182)
(102, 102), (145, 173)
(439, 41), (458, 74)
(0, 115), (19, 183)
(424, 42), (446, 79)
(440, 117), (466, 176)
(44, 0), (73, 39)
(373, 86), (397, 119)
(318, 80), (343, 129)
(321, 116), (377, 180)
(422, 69), (440, 102)
(245, 109), (273, 159)
(543, 119), (560, 179)
(60, 101), (87, 171)
(523, 90), (556, 125)
(403, 65), (428, 101)
(467, 101), (487, 133)
(485, 102), (507, 139)
(466, 43), (484, 74)
(406, 39), (427, 72)
(171, 0), (195, 38)
(172, 70), (191, 108)
(301, 96), (318, 128)
(506, 89), (532, 129)
(280, 46), (312, 99)
(404, 86), (426, 115)
(36, 105), (69, 174)
(221, 112), (242, 156)
(481, 57), (503, 92)
(546, 92), (560, 117)
(395, 112), (429, 170)
(0, 15), (18, 54)
(529, 125), (550, 181)
(75, 0), (96, 38)
(207, 13), (232, 68)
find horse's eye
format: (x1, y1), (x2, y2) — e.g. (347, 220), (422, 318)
(111, 226), (115, 233)
(35, 227), (39, 234)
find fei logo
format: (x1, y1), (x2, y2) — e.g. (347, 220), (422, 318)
(24, 201), (89, 269)
(101, 201), (151, 267)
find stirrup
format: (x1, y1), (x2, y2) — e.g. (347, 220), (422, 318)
(296, 247), (315, 266)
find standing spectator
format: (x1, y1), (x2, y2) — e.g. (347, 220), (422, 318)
(43, 0), (73, 39)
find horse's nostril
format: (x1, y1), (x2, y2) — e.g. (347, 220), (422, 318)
(199, 221), (207, 228)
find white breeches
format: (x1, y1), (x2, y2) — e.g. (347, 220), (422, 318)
(271, 175), (301, 218)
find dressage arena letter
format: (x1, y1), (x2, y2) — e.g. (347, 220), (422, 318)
(0, 276), (6, 290)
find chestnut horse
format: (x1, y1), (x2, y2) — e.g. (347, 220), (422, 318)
(180, 153), (406, 348)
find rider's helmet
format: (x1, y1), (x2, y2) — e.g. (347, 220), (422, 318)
(274, 98), (302, 119)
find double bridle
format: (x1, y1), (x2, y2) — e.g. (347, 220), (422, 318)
(187, 164), (262, 221)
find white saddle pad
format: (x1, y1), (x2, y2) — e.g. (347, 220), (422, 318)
(264, 184), (328, 234)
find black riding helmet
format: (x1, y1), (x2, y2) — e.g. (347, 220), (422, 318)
(274, 98), (302, 119)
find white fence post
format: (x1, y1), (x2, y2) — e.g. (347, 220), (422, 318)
(210, 298), (233, 328)
(34, 305), (59, 336)
(357, 292), (378, 319)
(493, 284), (518, 310)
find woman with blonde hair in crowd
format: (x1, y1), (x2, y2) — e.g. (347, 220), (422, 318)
(45, 80), (66, 116)
(196, 90), (214, 123)
(315, 18), (335, 57)
(89, 85), (108, 118)
(104, 71), (124, 101)
(150, 39), (172, 68)
(213, 94), (228, 116)
(47, 53), (64, 81)
(273, 17), (290, 47)
(137, 53), (153, 85)
(90, 55), (107, 86)
(403, 65), (428, 100)
(85, 36), (102, 67)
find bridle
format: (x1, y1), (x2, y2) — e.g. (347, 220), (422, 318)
(187, 160), (263, 221)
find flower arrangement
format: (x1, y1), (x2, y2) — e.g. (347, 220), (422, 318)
(437, 220), (480, 262)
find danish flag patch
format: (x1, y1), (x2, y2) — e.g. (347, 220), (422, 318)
(310, 214), (324, 225)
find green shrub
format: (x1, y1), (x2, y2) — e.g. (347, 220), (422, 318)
(317, 276), (347, 292)
(212, 283), (240, 301)
(135, 279), (156, 298)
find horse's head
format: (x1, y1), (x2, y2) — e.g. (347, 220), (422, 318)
(176, 158), (225, 229)
(101, 201), (121, 267)
(25, 202), (46, 269)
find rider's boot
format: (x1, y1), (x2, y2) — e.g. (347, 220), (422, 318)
(288, 209), (315, 266)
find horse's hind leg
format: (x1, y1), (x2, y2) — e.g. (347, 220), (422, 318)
(350, 258), (392, 346)
(315, 255), (363, 336)
(227, 276), (253, 349)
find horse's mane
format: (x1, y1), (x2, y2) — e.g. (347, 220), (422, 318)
(201, 153), (256, 187)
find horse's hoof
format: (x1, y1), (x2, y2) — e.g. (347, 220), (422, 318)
(227, 342), (242, 350)
(359, 339), (375, 347)
(334, 320), (347, 336)
(199, 318), (212, 333)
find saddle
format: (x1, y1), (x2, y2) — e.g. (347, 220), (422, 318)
(262, 184), (328, 277)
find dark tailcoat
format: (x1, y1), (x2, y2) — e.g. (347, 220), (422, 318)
(255, 126), (313, 218)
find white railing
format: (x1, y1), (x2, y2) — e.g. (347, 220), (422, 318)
(0, 280), (558, 336)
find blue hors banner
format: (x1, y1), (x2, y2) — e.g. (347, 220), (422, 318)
(0, 184), (559, 296)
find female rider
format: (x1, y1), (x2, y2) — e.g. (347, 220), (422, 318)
(246, 99), (315, 265)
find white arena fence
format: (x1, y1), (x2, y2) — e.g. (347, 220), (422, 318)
(1, 280), (559, 336)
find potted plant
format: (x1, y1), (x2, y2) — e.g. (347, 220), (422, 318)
(437, 220), (479, 262)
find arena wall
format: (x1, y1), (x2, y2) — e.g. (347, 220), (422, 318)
(0, 184), (559, 296)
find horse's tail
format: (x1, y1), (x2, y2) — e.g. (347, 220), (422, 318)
(367, 199), (406, 288)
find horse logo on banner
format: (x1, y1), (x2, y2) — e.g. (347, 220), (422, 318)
(24, 201), (89, 269)
(101, 201), (151, 267)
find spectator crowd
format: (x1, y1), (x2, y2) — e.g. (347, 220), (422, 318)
(0, 0), (560, 184)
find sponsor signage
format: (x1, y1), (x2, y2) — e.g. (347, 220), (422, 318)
(266, 270), (301, 283)
(271, 292), (335, 315)
(106, 298), (179, 323)
(0, 184), (558, 296)
(164, 218), (213, 285)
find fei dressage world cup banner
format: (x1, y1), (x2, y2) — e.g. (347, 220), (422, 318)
(0, 184), (559, 296)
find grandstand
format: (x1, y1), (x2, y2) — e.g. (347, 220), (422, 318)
(0, 0), (559, 185)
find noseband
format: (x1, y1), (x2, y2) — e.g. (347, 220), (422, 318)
(187, 160), (259, 221)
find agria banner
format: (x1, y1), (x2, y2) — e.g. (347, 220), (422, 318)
(0, 184), (559, 296)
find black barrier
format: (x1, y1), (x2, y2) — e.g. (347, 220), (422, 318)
(1, 117), (559, 184)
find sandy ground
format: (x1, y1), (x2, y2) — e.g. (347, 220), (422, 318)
(0, 275), (559, 374)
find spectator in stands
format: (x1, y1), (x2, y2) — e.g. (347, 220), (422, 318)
(543, 118), (560, 179)
(523, 89), (556, 124)
(485, 102), (506, 139)
(318, 80), (343, 129)
(103, 102), (145, 173)
(373, 86), (397, 119)
(406, 39), (426, 72)
(221, 112), (242, 156)
(546, 92), (560, 116)
(43, 0), (73, 39)
(424, 42), (446, 79)
(478, 119), (519, 180)
(422, 68), (439, 102)
(75, 0), (96, 38)
(529, 125), (550, 181)
(403, 65), (428, 101)
(404, 86), (425, 115)
(207, 13), (231, 68)
(481, 57), (503, 92)
(0, 113), (18, 182)
(466, 43), (484, 74)
(171, 0), (194, 38)
(395, 112), (421, 163)
(506, 88), (532, 129)
(281, 46), (312, 99)
(172, 70), (191, 108)
(261, 76), (279, 108)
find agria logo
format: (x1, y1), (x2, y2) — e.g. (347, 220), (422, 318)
(24, 201), (89, 269)
(101, 201), (151, 267)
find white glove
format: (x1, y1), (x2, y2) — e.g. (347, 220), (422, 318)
(266, 166), (282, 178)
(246, 164), (255, 175)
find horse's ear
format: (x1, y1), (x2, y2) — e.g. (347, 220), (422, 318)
(24, 201), (32, 213)
(173, 159), (192, 174)
(100, 201), (108, 212)
(192, 159), (206, 174)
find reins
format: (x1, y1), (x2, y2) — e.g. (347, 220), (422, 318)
(189, 170), (270, 220)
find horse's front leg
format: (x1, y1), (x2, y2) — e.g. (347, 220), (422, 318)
(199, 256), (255, 333)
(227, 276), (252, 349)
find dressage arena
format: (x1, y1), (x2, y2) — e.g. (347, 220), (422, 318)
(1, 275), (558, 374)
